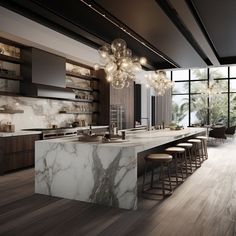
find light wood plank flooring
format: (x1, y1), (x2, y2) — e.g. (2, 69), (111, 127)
(0, 139), (236, 235)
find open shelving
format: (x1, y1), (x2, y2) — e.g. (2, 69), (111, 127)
(0, 54), (23, 65)
(0, 109), (24, 114)
(59, 111), (94, 115)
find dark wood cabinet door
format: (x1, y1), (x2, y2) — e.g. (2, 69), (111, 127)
(0, 134), (40, 174)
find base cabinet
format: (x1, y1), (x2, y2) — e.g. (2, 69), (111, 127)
(0, 134), (40, 175)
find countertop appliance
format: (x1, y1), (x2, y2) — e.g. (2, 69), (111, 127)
(22, 127), (78, 139)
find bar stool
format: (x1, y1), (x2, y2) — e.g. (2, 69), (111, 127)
(142, 153), (173, 198)
(176, 142), (193, 174)
(196, 136), (208, 160)
(165, 147), (185, 186)
(187, 139), (203, 167)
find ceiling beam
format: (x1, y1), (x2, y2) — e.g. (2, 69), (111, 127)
(180, 0), (220, 66)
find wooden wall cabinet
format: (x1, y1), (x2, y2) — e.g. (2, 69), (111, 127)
(0, 134), (40, 175)
(96, 69), (135, 129)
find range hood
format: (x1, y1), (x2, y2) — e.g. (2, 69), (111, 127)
(20, 47), (75, 99)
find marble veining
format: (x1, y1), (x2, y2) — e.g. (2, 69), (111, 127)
(35, 141), (137, 209)
(35, 128), (206, 210)
(0, 95), (92, 130)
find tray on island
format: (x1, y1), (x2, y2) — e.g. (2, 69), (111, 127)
(78, 134), (103, 142)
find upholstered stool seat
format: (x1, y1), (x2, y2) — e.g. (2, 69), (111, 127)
(188, 139), (201, 143)
(147, 153), (172, 162)
(142, 153), (173, 198)
(196, 136), (207, 140)
(165, 147), (185, 153)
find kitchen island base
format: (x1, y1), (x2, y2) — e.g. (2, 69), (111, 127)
(35, 128), (206, 210)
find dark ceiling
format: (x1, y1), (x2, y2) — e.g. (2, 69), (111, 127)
(188, 0), (236, 64)
(0, 0), (235, 69)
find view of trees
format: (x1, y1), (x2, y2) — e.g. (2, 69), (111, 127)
(171, 67), (236, 127)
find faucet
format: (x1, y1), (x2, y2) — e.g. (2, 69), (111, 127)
(140, 117), (151, 131)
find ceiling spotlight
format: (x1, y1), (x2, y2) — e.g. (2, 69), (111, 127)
(93, 63), (100, 71)
(140, 57), (147, 65)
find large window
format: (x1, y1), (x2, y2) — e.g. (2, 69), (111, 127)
(172, 70), (189, 127)
(171, 65), (236, 127)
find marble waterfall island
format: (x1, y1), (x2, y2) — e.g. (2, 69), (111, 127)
(35, 128), (206, 210)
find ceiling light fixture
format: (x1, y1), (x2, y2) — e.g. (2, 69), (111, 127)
(96, 38), (146, 89)
(201, 80), (221, 97)
(145, 70), (174, 96)
(80, 0), (178, 68)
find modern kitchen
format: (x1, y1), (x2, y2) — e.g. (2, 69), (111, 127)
(0, 1), (236, 235)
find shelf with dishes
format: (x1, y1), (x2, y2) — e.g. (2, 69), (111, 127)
(59, 111), (98, 115)
(0, 41), (22, 95)
(65, 71), (98, 81)
(0, 73), (22, 81)
(0, 109), (24, 114)
(0, 54), (22, 65)
(66, 75), (99, 92)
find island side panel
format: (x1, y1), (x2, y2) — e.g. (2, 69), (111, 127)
(35, 141), (137, 210)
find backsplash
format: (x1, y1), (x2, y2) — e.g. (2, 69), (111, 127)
(0, 95), (93, 131)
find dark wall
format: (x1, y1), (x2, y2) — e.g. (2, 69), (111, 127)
(151, 96), (156, 126)
(110, 82), (135, 129)
(134, 84), (141, 125)
(96, 69), (110, 126)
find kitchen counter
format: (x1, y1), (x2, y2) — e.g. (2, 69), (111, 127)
(35, 128), (206, 210)
(0, 130), (42, 137)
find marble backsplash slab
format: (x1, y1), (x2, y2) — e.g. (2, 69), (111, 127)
(0, 95), (92, 130)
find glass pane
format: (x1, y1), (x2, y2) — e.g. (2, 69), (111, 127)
(230, 79), (236, 92)
(0, 79), (19, 93)
(172, 81), (188, 94)
(191, 68), (207, 80)
(230, 94), (236, 126)
(214, 79), (228, 93)
(0, 61), (20, 76)
(230, 65), (236, 78)
(172, 95), (189, 127)
(209, 67), (228, 79)
(165, 70), (171, 80)
(190, 95), (208, 125)
(191, 81), (208, 93)
(209, 94), (228, 125)
(172, 69), (189, 81)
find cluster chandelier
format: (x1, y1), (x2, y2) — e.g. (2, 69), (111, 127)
(202, 80), (221, 97)
(145, 70), (174, 96)
(95, 38), (146, 89)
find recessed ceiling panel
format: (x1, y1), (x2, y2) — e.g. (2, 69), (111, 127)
(94, 0), (206, 68)
(191, 0), (236, 59)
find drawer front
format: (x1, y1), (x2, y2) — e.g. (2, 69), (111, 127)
(1, 134), (40, 154)
(4, 150), (34, 172)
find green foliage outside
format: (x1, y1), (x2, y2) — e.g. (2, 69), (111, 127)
(172, 69), (236, 126)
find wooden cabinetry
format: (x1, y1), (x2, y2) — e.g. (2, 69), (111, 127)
(0, 39), (22, 95)
(63, 61), (100, 124)
(0, 134), (40, 175)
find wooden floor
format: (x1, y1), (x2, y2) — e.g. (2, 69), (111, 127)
(1, 139), (236, 236)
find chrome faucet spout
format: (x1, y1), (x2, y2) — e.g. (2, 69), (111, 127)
(140, 117), (150, 131)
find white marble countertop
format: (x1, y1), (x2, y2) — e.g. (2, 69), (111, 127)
(35, 127), (206, 210)
(0, 130), (42, 137)
(76, 125), (108, 130)
(0, 126), (108, 137)
(37, 128), (206, 149)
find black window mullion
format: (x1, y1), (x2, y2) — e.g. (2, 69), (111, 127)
(189, 69), (191, 126)
(228, 66), (230, 127)
(207, 68), (210, 125)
